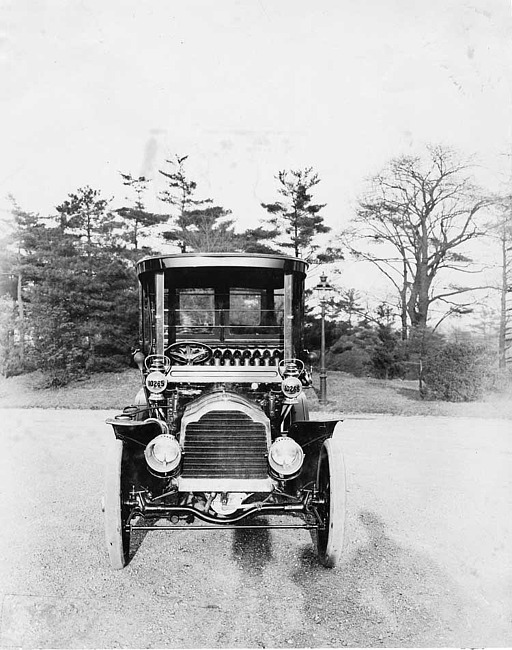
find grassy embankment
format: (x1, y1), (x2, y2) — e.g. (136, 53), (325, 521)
(0, 368), (510, 418)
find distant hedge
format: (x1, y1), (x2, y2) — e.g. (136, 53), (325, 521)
(325, 347), (372, 377)
(421, 341), (495, 402)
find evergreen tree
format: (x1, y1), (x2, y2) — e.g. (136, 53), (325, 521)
(56, 186), (115, 250)
(12, 190), (139, 384)
(236, 225), (281, 254)
(158, 154), (213, 252)
(371, 318), (407, 380)
(0, 295), (22, 376)
(261, 167), (331, 260)
(176, 206), (238, 252)
(116, 172), (166, 250)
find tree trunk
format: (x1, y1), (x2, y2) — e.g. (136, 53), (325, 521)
(17, 272), (24, 356)
(401, 258), (408, 340)
(498, 226), (508, 368)
(416, 221), (430, 331)
(406, 234), (427, 331)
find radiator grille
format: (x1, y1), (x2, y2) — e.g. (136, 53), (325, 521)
(182, 410), (268, 479)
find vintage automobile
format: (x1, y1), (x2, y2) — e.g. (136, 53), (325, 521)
(103, 253), (346, 569)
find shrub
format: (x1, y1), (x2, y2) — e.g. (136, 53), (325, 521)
(87, 354), (130, 373)
(29, 305), (89, 386)
(370, 325), (407, 379)
(325, 347), (372, 377)
(421, 341), (496, 401)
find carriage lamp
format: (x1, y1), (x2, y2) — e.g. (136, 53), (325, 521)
(279, 359), (304, 402)
(281, 375), (303, 402)
(268, 436), (304, 478)
(144, 434), (181, 474)
(145, 370), (168, 401)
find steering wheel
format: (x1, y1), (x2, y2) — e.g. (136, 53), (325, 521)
(165, 341), (213, 366)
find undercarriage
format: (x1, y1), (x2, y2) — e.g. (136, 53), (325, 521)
(123, 487), (327, 531)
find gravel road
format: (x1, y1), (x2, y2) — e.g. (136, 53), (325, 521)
(0, 409), (511, 648)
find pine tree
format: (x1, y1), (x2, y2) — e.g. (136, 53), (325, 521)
(261, 167), (330, 259)
(13, 189), (139, 384)
(116, 173), (166, 250)
(237, 226), (281, 254)
(176, 206), (238, 252)
(158, 154), (213, 252)
(56, 186), (115, 249)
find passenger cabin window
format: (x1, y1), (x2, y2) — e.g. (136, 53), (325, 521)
(168, 285), (284, 343)
(177, 289), (215, 334)
(228, 288), (284, 336)
(229, 289), (261, 327)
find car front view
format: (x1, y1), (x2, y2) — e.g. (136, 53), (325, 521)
(103, 253), (346, 569)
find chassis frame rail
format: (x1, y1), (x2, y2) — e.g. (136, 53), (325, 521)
(131, 523), (318, 530)
(126, 501), (324, 530)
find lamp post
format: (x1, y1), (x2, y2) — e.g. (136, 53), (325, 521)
(314, 273), (334, 406)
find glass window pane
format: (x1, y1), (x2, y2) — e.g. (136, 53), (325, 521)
(273, 293), (284, 326)
(178, 289), (215, 331)
(229, 289), (261, 326)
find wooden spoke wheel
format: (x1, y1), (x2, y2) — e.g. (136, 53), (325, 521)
(315, 437), (346, 567)
(104, 438), (131, 569)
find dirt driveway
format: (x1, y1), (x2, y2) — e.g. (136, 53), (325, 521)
(0, 409), (511, 648)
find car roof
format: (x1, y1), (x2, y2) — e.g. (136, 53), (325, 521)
(136, 253), (308, 276)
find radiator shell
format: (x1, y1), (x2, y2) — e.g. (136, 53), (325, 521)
(178, 391), (272, 491)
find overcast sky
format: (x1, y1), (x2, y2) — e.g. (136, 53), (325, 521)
(1, 0), (511, 257)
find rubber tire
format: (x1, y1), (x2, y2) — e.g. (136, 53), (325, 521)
(316, 437), (346, 568)
(104, 438), (130, 569)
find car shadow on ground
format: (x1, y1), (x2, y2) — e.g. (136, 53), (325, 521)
(231, 518), (273, 576)
(127, 518), (151, 564)
(289, 509), (479, 648)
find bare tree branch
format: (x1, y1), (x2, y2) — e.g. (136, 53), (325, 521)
(341, 145), (488, 339)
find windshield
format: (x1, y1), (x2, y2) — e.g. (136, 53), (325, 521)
(170, 286), (284, 342)
(152, 266), (284, 344)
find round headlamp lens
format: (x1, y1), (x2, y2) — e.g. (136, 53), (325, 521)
(145, 434), (181, 473)
(153, 439), (179, 463)
(272, 445), (299, 466)
(268, 436), (304, 476)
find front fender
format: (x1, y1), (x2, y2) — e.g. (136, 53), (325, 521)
(287, 419), (341, 490)
(106, 417), (164, 447)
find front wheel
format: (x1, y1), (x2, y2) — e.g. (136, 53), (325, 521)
(104, 438), (131, 569)
(315, 437), (346, 567)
